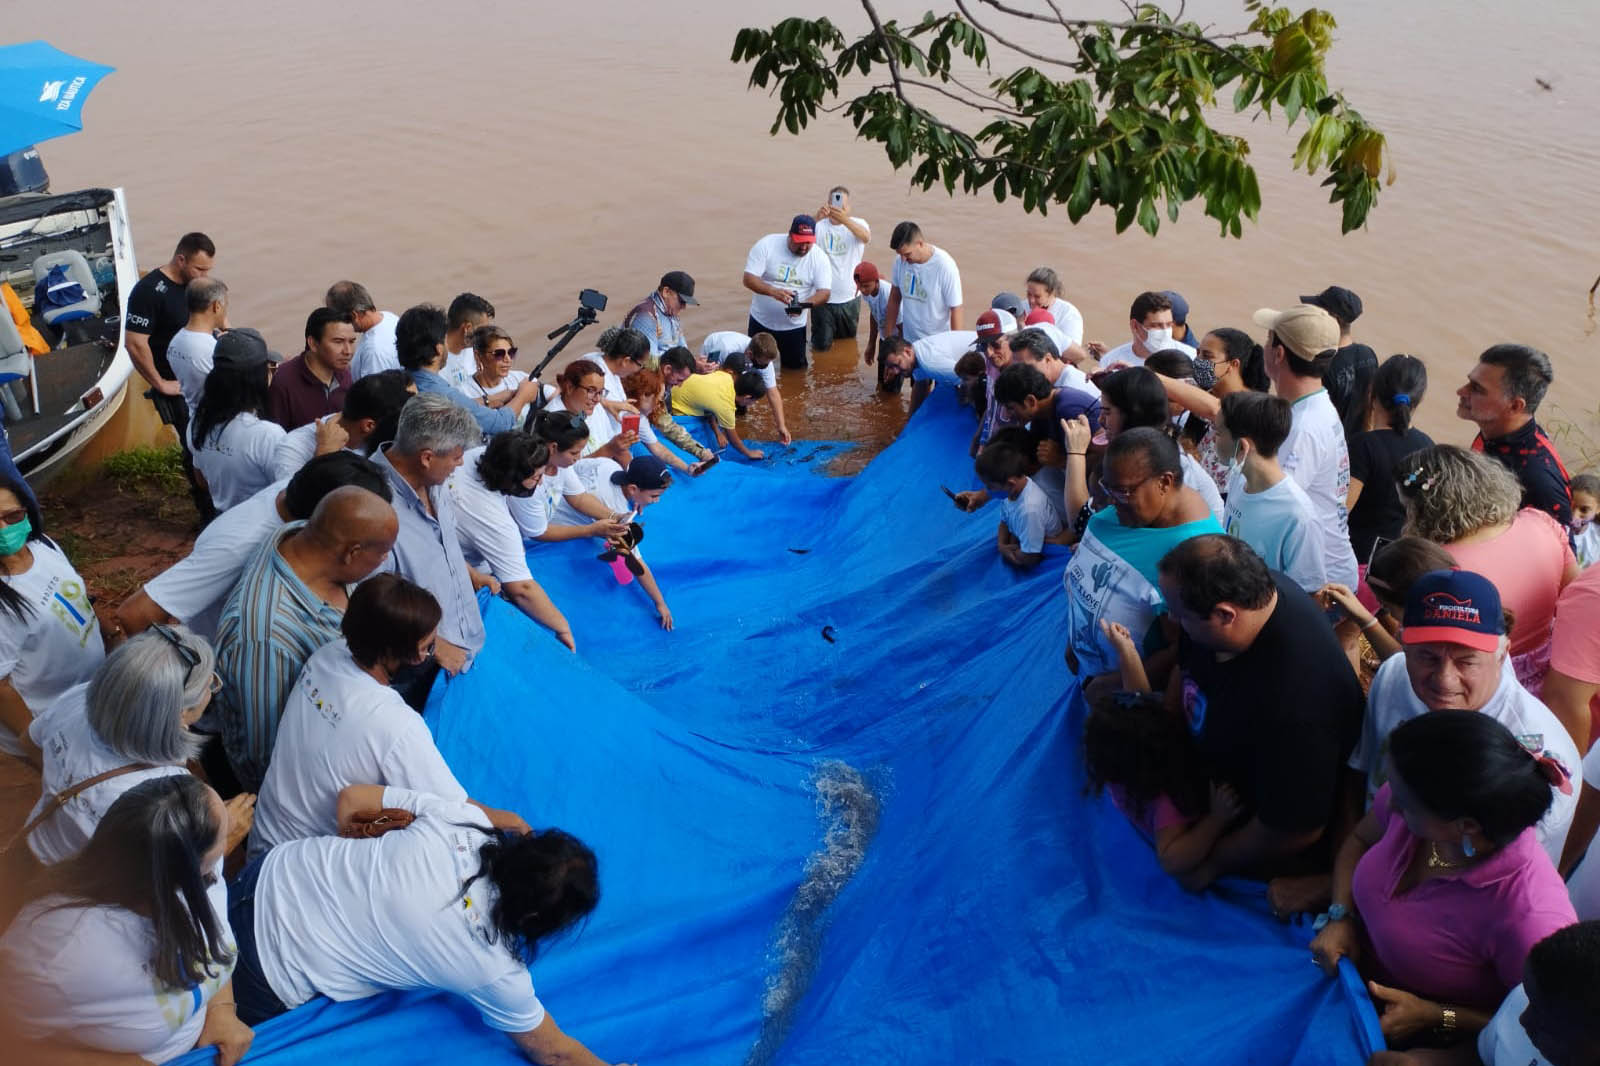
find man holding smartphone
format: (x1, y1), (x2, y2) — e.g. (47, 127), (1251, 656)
(742, 215), (832, 371)
(811, 187), (871, 354)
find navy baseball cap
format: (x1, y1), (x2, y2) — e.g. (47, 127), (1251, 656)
(213, 327), (281, 370)
(1162, 290), (1190, 326)
(991, 291), (1027, 320)
(789, 215), (816, 243)
(1402, 569), (1503, 652)
(612, 455), (672, 491)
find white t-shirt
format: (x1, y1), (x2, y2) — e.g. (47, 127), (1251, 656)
(271, 414), (366, 481)
(191, 412), (287, 512)
(442, 349), (475, 391)
(545, 394), (618, 457)
(861, 283), (892, 331)
(1567, 740), (1600, 920)
(1477, 985), (1551, 1066)
(814, 216), (870, 303)
(1222, 472), (1327, 592)
(254, 787), (546, 1033)
(1352, 655), (1579, 864)
(1046, 298), (1085, 346)
(166, 328), (216, 416)
(1573, 522), (1600, 568)
(1181, 452), (1226, 526)
(459, 370), (532, 421)
(911, 330), (978, 384)
(577, 355), (657, 446)
(551, 457), (630, 531)
(0, 868), (233, 1063)
(1001, 479), (1064, 555)
(507, 463), (585, 540)
(25, 684), (189, 864)
(1100, 337), (1197, 370)
(251, 641), (469, 858)
(890, 246), (962, 341)
(145, 478), (286, 640)
(0, 539), (104, 755)
(1280, 389), (1358, 587)
(745, 234), (831, 332)
(445, 446), (535, 585)
(700, 331), (778, 391)
(351, 311), (400, 380)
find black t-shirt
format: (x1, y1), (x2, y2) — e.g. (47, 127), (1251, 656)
(1347, 426), (1433, 562)
(124, 267), (190, 378)
(1325, 342), (1377, 434)
(1181, 573), (1364, 834)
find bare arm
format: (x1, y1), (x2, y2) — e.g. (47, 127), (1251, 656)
(0, 676), (40, 767)
(723, 423), (765, 461)
(1156, 809), (1235, 877)
(764, 386), (790, 446)
(883, 288), (902, 338)
(1345, 476), (1364, 512)
(947, 305), (963, 332)
(113, 588), (178, 636)
(511, 1013), (622, 1066)
(1537, 667), (1594, 752)
(809, 287), (831, 307)
(1560, 780), (1600, 877)
(644, 437), (691, 473)
(863, 313), (879, 365)
(1179, 816), (1325, 892)
(335, 784), (390, 829)
(907, 378), (933, 417)
(501, 579), (576, 652)
(742, 272), (785, 301)
(631, 556), (673, 631)
(125, 331), (178, 395)
(1155, 373), (1222, 421)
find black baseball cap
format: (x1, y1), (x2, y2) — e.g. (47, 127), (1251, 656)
(1300, 285), (1363, 325)
(660, 271), (698, 306)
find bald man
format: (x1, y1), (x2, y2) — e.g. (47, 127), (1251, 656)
(214, 486), (399, 790)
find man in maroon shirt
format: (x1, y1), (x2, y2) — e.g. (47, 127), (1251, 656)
(1456, 343), (1572, 529)
(268, 307), (356, 429)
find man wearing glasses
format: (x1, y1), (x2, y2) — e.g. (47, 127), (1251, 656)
(623, 271), (697, 359)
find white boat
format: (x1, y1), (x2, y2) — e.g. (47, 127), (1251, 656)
(0, 182), (138, 484)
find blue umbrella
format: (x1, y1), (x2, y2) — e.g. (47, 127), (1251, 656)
(0, 41), (113, 158)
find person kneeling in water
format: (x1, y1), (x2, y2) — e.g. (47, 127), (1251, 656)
(555, 455), (676, 631)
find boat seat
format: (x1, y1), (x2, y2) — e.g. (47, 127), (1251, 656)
(30, 249), (103, 327)
(0, 310), (37, 420)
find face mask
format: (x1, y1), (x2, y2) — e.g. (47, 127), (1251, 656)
(1142, 326), (1173, 350)
(0, 517), (30, 556)
(1224, 443), (1246, 481)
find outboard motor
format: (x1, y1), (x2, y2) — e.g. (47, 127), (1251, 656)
(0, 147), (49, 197)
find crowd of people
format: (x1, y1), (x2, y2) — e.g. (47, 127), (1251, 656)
(1, 187), (1599, 1066)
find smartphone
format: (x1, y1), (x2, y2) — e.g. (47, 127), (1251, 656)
(620, 413), (640, 435)
(690, 454), (721, 477)
(830, 190), (846, 208)
(1366, 534), (1394, 568)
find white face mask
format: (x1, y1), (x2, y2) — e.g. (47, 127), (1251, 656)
(1225, 440), (1247, 481)
(1143, 326), (1173, 351)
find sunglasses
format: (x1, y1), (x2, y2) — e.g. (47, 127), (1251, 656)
(0, 507), (27, 526)
(487, 347), (518, 361)
(150, 623), (221, 694)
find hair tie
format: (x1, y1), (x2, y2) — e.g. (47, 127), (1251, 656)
(1391, 393), (1410, 407)
(1534, 752), (1574, 796)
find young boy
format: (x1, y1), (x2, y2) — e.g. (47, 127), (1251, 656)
(1216, 390), (1328, 592)
(1570, 472), (1600, 568)
(975, 437), (1065, 569)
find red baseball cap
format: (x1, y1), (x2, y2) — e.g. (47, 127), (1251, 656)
(789, 214), (816, 243)
(1024, 308), (1056, 326)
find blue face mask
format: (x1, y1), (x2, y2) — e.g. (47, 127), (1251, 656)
(0, 516), (30, 556)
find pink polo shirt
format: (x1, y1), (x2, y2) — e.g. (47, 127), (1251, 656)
(1351, 784), (1576, 1011)
(1447, 508), (1574, 661)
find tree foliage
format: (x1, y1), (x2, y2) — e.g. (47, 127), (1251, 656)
(730, 1), (1393, 236)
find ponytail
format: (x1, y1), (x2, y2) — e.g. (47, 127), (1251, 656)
(1372, 354), (1428, 435)
(1206, 328), (1268, 392)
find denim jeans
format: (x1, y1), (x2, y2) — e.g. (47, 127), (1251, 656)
(227, 852), (291, 1026)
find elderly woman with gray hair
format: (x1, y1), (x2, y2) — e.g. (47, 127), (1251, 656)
(1398, 444), (1578, 711)
(24, 624), (255, 865)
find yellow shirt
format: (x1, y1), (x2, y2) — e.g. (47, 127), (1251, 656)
(670, 371), (737, 430)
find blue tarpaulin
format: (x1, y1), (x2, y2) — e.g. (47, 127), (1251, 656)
(179, 391), (1377, 1066)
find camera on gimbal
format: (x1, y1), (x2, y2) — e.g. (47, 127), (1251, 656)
(523, 289), (608, 429)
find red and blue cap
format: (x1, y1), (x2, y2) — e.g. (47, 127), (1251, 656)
(1401, 569), (1503, 652)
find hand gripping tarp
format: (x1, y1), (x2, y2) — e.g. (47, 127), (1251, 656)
(178, 390), (1377, 1066)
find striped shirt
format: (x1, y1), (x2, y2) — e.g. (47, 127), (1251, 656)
(214, 523), (344, 791)
(373, 447), (486, 661)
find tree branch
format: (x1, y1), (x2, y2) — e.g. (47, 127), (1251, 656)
(977, 0), (1266, 76)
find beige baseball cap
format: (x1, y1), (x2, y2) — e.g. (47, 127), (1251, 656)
(1252, 304), (1340, 360)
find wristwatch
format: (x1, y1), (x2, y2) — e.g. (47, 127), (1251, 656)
(1438, 1007), (1458, 1034)
(1312, 903), (1351, 931)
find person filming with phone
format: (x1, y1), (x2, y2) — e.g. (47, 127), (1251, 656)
(742, 215), (831, 371)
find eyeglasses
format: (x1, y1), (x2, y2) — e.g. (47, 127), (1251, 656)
(150, 623), (213, 693)
(487, 347), (517, 361)
(578, 385), (605, 398)
(0, 507), (26, 526)
(1097, 473), (1156, 505)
